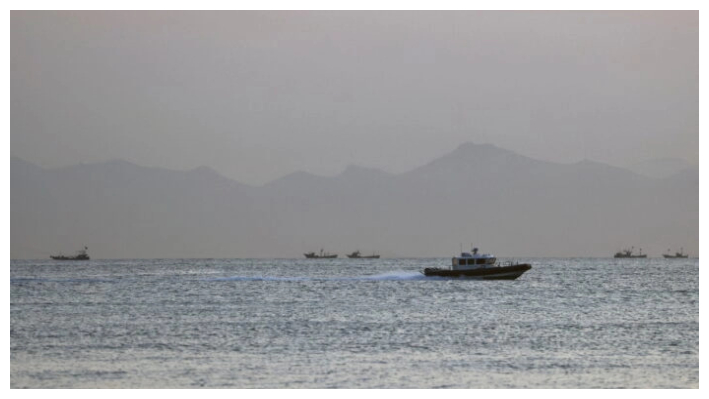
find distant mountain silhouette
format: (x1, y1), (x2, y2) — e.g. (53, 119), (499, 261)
(11, 144), (698, 259)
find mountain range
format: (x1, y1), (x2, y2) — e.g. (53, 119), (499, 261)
(11, 143), (698, 259)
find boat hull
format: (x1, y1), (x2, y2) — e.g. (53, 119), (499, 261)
(614, 255), (647, 258)
(50, 256), (90, 261)
(423, 264), (531, 280)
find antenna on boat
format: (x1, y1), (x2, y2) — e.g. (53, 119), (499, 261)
(460, 243), (462, 253)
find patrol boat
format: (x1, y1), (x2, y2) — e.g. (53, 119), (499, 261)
(423, 247), (531, 279)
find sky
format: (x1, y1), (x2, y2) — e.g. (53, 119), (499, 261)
(11, 10), (698, 185)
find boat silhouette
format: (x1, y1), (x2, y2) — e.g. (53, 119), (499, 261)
(50, 246), (90, 261)
(304, 249), (337, 259)
(346, 250), (380, 259)
(663, 248), (689, 258)
(614, 247), (647, 258)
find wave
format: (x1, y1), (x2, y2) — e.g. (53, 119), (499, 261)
(11, 277), (114, 284)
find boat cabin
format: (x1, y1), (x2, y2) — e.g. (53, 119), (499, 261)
(452, 247), (497, 270)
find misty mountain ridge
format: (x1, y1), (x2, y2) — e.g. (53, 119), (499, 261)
(11, 143), (698, 259)
(264, 143), (651, 187)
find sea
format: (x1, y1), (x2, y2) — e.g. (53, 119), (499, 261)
(10, 257), (698, 389)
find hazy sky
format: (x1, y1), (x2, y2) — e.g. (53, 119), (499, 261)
(11, 11), (698, 185)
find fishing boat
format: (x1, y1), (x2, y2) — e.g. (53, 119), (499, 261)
(423, 247), (531, 279)
(346, 250), (380, 259)
(614, 247), (647, 258)
(50, 246), (90, 261)
(663, 248), (689, 258)
(304, 249), (338, 259)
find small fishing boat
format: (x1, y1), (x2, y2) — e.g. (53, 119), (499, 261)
(346, 250), (380, 259)
(50, 246), (90, 261)
(423, 247), (531, 279)
(614, 247), (647, 258)
(304, 249), (338, 259)
(663, 248), (689, 258)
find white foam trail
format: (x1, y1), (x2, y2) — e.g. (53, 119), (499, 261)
(208, 271), (427, 282)
(354, 271), (426, 281)
(208, 276), (312, 282)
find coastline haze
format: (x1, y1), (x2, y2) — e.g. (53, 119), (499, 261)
(11, 11), (698, 185)
(11, 143), (698, 259)
(10, 11), (698, 259)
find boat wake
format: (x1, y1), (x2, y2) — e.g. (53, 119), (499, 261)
(208, 271), (426, 282)
(354, 271), (426, 281)
(208, 276), (313, 282)
(11, 277), (114, 283)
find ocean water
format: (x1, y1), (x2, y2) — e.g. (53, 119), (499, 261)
(10, 257), (698, 388)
